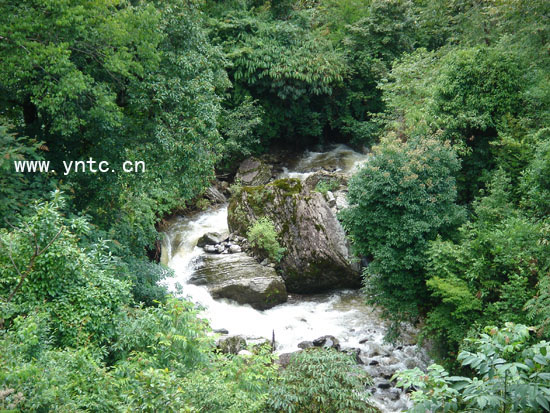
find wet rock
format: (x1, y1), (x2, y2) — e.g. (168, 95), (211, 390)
(326, 191), (336, 207)
(388, 388), (401, 401)
(190, 253), (287, 310)
(235, 157), (272, 186)
(359, 337), (369, 344)
(215, 244), (225, 253)
(377, 381), (392, 390)
(369, 360), (379, 366)
(342, 347), (363, 364)
(229, 244), (242, 253)
(197, 232), (222, 247)
(217, 335), (247, 354)
(303, 170), (348, 192)
(312, 335), (340, 350)
(379, 366), (398, 380)
(298, 341), (314, 350)
(228, 178), (361, 293)
(204, 186), (226, 204)
(213, 328), (229, 334)
(365, 343), (389, 358)
(277, 351), (300, 368)
(204, 245), (217, 253)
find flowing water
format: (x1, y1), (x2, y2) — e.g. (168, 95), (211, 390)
(161, 144), (429, 412)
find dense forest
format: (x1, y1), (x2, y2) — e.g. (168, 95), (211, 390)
(1, 0), (549, 411)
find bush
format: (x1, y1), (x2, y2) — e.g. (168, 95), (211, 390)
(0, 192), (130, 347)
(396, 323), (550, 412)
(313, 179), (340, 196)
(267, 348), (375, 413)
(247, 217), (286, 263)
(424, 170), (549, 356)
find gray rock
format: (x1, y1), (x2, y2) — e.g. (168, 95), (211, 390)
(377, 381), (392, 390)
(204, 245), (217, 253)
(229, 244), (242, 253)
(297, 341), (314, 350)
(388, 388), (401, 401)
(204, 186), (226, 204)
(303, 171), (348, 192)
(197, 232), (222, 247)
(213, 328), (229, 334)
(235, 157), (273, 186)
(190, 253), (287, 310)
(215, 244), (225, 253)
(312, 335), (340, 350)
(217, 335), (247, 354)
(228, 178), (361, 293)
(326, 191), (336, 207)
(277, 351), (301, 368)
(342, 347), (363, 364)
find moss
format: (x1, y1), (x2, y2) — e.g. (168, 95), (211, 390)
(272, 178), (302, 196)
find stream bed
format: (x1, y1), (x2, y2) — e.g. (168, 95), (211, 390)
(161, 145), (430, 412)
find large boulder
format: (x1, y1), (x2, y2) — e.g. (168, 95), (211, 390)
(190, 253), (287, 310)
(197, 232), (222, 247)
(235, 157), (272, 186)
(227, 178), (361, 293)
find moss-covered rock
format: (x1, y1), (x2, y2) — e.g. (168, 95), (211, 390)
(227, 178), (360, 293)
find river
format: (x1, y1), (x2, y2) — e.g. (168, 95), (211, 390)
(161, 144), (429, 412)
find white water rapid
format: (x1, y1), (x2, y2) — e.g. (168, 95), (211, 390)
(161, 145), (429, 412)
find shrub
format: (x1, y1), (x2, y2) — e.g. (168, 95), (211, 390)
(314, 179), (340, 196)
(247, 217), (286, 263)
(267, 348), (375, 413)
(396, 323), (550, 412)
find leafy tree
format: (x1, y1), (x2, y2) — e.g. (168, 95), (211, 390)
(429, 46), (524, 201)
(521, 129), (550, 218)
(207, 3), (348, 147)
(0, 123), (52, 223)
(0, 192), (130, 347)
(340, 135), (464, 325)
(424, 170), (550, 355)
(0, 0), (227, 255)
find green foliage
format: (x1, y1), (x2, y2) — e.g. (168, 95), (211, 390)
(0, 123), (53, 223)
(424, 170), (550, 355)
(0, 192), (130, 347)
(267, 348), (375, 413)
(521, 129), (550, 217)
(340, 135), (464, 322)
(111, 298), (212, 371)
(0, 297), (279, 412)
(218, 95), (264, 170)
(313, 178), (339, 195)
(247, 217), (285, 262)
(396, 323), (550, 412)
(0, 0), (227, 256)
(207, 3), (348, 146)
